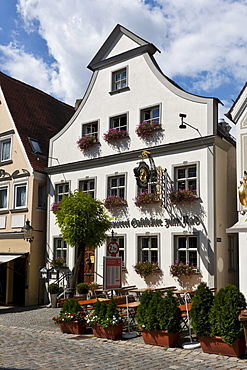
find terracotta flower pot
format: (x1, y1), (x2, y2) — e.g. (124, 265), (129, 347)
(199, 336), (246, 358)
(59, 321), (86, 335)
(92, 323), (123, 340)
(141, 329), (179, 347)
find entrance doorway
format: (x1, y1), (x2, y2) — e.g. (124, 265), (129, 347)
(78, 248), (95, 284)
(0, 263), (7, 305)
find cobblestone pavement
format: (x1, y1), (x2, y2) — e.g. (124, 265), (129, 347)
(0, 306), (247, 369)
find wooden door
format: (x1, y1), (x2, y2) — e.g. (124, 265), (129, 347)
(78, 248), (95, 284)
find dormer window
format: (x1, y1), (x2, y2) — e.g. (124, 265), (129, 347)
(29, 138), (43, 154)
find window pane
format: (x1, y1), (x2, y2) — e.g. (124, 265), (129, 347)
(151, 238), (157, 249)
(115, 73), (121, 82)
(111, 189), (117, 196)
(1, 139), (11, 161)
(151, 251), (158, 263)
(178, 181), (185, 190)
(188, 167), (196, 177)
(188, 180), (196, 190)
(0, 188), (7, 208)
(16, 185), (26, 207)
(111, 178), (117, 187)
(177, 169), (185, 179)
(119, 188), (124, 198)
(152, 108), (159, 118)
(119, 177), (125, 187)
(188, 237), (197, 249)
(142, 251), (149, 261)
(178, 237), (186, 249)
(141, 238), (149, 249)
(178, 251), (186, 263)
(122, 71), (126, 79)
(189, 251), (197, 265)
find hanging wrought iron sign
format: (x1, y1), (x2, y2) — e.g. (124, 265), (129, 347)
(238, 171), (247, 206)
(133, 150), (158, 188)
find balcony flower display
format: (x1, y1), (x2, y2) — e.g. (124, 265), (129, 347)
(170, 261), (199, 278)
(133, 260), (159, 278)
(134, 191), (160, 207)
(51, 201), (61, 214)
(168, 188), (196, 205)
(135, 120), (161, 139)
(50, 257), (66, 269)
(77, 135), (96, 151)
(103, 195), (127, 210)
(103, 128), (127, 144)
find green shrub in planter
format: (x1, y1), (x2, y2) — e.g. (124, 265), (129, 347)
(60, 299), (82, 315)
(136, 289), (155, 329)
(145, 290), (163, 331)
(157, 290), (182, 333)
(209, 284), (246, 345)
(76, 283), (89, 295)
(48, 283), (59, 294)
(190, 282), (214, 336)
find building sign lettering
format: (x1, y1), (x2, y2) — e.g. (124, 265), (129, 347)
(112, 215), (200, 229)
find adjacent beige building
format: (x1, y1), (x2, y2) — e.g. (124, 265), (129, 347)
(0, 72), (74, 306)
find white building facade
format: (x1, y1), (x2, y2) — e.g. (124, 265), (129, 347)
(226, 83), (247, 299)
(47, 25), (237, 291)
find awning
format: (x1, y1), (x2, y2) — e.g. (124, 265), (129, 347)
(0, 254), (22, 264)
(226, 217), (247, 233)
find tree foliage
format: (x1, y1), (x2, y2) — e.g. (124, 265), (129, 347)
(54, 190), (112, 248)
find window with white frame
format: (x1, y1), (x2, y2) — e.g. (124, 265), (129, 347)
(174, 235), (198, 266)
(54, 238), (67, 259)
(38, 184), (45, 208)
(141, 105), (160, 125)
(55, 183), (69, 202)
(0, 186), (8, 210)
(110, 114), (127, 132)
(112, 68), (127, 91)
(79, 179), (95, 198)
(13, 183), (27, 209)
(108, 175), (125, 198)
(0, 138), (11, 162)
(82, 121), (98, 140)
(174, 164), (197, 193)
(107, 236), (125, 263)
(138, 235), (158, 263)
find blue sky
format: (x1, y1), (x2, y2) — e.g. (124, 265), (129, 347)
(0, 0), (247, 136)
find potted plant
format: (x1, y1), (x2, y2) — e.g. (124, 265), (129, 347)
(137, 289), (181, 347)
(134, 191), (160, 207)
(168, 188), (196, 205)
(48, 283), (59, 308)
(77, 136), (97, 151)
(133, 260), (160, 278)
(135, 120), (161, 140)
(76, 282), (89, 295)
(52, 299), (86, 334)
(169, 261), (199, 278)
(191, 284), (246, 357)
(50, 257), (66, 269)
(88, 282), (99, 291)
(103, 128), (127, 144)
(86, 297), (123, 340)
(103, 195), (127, 210)
(190, 282), (214, 337)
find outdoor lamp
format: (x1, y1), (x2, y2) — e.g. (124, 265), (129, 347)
(179, 113), (187, 129)
(48, 267), (59, 280)
(39, 267), (48, 280)
(22, 220), (34, 242)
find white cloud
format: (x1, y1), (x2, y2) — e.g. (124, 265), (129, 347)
(0, 0), (246, 106)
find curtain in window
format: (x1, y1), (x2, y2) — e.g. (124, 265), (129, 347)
(1, 140), (11, 161)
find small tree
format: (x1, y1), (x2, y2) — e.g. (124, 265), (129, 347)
(136, 290), (154, 329)
(54, 190), (112, 294)
(157, 290), (182, 333)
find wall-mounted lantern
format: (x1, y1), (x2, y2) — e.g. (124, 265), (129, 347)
(39, 267), (48, 280)
(49, 267), (59, 280)
(21, 220), (34, 242)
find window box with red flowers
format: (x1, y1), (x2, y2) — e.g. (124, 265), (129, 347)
(103, 128), (127, 144)
(135, 120), (161, 140)
(168, 188), (196, 205)
(103, 195), (127, 210)
(134, 191), (160, 207)
(77, 135), (97, 151)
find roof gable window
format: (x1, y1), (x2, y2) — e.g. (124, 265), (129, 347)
(29, 138), (43, 154)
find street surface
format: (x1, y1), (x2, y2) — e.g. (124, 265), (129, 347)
(0, 306), (247, 369)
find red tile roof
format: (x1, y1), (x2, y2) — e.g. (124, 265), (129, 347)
(0, 71), (74, 172)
